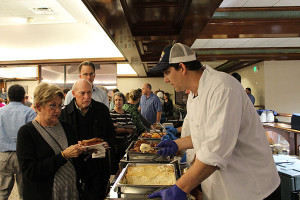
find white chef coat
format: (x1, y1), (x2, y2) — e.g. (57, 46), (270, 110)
(64, 86), (109, 108)
(186, 66), (280, 200)
(180, 112), (196, 168)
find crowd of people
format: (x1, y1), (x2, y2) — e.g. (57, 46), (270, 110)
(0, 60), (177, 200)
(0, 44), (277, 200)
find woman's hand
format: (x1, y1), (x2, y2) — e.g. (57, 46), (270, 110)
(62, 144), (85, 159)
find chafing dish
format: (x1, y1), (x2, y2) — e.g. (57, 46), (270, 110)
(114, 162), (181, 197)
(125, 140), (171, 162)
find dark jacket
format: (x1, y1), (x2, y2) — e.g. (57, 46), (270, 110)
(59, 99), (116, 199)
(16, 121), (77, 200)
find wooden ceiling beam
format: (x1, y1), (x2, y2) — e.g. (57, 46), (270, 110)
(199, 20), (300, 37)
(216, 6), (300, 12)
(197, 53), (300, 61)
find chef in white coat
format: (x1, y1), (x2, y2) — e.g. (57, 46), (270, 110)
(148, 43), (280, 200)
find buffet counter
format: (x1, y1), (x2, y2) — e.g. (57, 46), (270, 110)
(263, 122), (300, 155)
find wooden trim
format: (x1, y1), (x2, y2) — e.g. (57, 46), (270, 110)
(0, 58), (127, 66)
(117, 76), (149, 78)
(217, 6), (300, 12)
(277, 113), (293, 118)
(3, 77), (38, 82)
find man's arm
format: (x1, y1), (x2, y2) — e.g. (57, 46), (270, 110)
(156, 111), (161, 123)
(102, 92), (110, 108)
(174, 135), (193, 151)
(64, 91), (73, 105)
(176, 159), (218, 193)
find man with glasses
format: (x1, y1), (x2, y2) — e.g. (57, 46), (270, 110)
(60, 79), (116, 200)
(64, 61), (109, 108)
(0, 84), (36, 200)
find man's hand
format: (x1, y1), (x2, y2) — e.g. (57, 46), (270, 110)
(165, 126), (177, 135)
(148, 185), (186, 200)
(157, 140), (178, 156)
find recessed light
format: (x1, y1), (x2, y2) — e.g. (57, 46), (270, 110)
(32, 7), (54, 15)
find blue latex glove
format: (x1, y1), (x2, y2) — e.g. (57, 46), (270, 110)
(162, 132), (178, 141)
(157, 140), (178, 156)
(165, 126), (177, 135)
(148, 184), (186, 200)
(180, 153), (187, 163)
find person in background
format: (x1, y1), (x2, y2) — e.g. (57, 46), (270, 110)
(231, 72), (241, 83)
(135, 88), (142, 109)
(163, 92), (173, 118)
(156, 91), (164, 104)
(110, 92), (136, 162)
(245, 87), (255, 105)
(63, 88), (70, 97)
(123, 89), (148, 136)
(139, 83), (162, 125)
(17, 83), (84, 200)
(0, 84), (36, 200)
(64, 61), (109, 108)
(148, 43), (280, 200)
(124, 92), (130, 102)
(0, 98), (5, 107)
(109, 88), (119, 110)
(24, 96), (32, 107)
(60, 79), (116, 200)
(1, 88), (7, 101)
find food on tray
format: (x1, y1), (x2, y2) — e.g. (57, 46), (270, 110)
(141, 132), (164, 138)
(140, 143), (152, 153)
(129, 140), (158, 153)
(81, 138), (104, 146)
(122, 165), (176, 185)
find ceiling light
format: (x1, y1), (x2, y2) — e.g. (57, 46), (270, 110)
(31, 7), (54, 15)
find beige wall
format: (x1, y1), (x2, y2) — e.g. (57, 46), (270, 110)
(7, 81), (38, 102)
(117, 77), (175, 101)
(264, 61), (300, 114)
(235, 62), (265, 106)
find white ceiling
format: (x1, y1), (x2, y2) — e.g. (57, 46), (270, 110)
(0, 0), (123, 61)
(0, 0), (76, 25)
(191, 38), (300, 49)
(220, 0), (300, 7)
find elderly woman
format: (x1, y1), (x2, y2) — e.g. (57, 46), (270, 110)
(16, 83), (85, 200)
(110, 92), (136, 161)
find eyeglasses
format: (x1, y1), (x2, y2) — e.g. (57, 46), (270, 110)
(48, 104), (64, 110)
(81, 72), (95, 77)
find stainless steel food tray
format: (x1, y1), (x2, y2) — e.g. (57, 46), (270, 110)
(125, 140), (171, 162)
(138, 132), (165, 141)
(114, 162), (181, 196)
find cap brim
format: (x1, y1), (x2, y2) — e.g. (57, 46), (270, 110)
(150, 62), (169, 73)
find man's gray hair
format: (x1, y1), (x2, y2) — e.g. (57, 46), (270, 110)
(72, 79), (92, 91)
